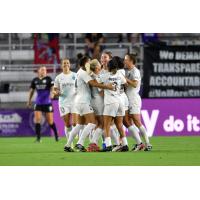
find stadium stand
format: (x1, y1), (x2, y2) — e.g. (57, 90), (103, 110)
(1, 33), (200, 107)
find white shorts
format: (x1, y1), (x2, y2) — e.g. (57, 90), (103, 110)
(59, 104), (76, 117)
(91, 97), (104, 116)
(103, 102), (125, 117)
(128, 95), (142, 114)
(75, 103), (94, 116)
(120, 93), (129, 111)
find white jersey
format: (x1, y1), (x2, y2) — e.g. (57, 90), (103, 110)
(75, 68), (92, 104)
(54, 72), (77, 106)
(100, 68), (108, 75)
(90, 73), (104, 115)
(90, 73), (102, 98)
(117, 69), (126, 94)
(100, 71), (126, 105)
(125, 66), (141, 100)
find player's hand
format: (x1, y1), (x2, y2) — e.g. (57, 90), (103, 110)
(106, 83), (116, 91)
(124, 82), (128, 88)
(52, 89), (61, 97)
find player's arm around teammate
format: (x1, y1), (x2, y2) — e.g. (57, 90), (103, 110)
(64, 57), (114, 152)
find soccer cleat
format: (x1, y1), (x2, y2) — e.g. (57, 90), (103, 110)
(87, 143), (100, 152)
(55, 137), (60, 142)
(112, 145), (122, 152)
(75, 144), (87, 152)
(100, 145), (113, 152)
(64, 146), (74, 152)
(118, 145), (129, 152)
(144, 144), (153, 151)
(112, 145), (129, 152)
(131, 143), (145, 152)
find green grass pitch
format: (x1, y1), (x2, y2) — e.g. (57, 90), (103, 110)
(0, 136), (200, 166)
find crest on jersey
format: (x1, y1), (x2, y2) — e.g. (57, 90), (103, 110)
(72, 75), (76, 80)
(43, 79), (47, 83)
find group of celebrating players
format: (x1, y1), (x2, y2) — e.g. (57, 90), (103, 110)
(27, 51), (152, 152)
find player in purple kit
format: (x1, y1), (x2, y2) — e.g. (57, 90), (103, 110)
(27, 66), (59, 142)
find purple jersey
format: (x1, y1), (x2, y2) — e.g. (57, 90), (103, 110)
(30, 76), (53, 105)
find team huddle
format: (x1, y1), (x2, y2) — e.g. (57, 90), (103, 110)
(27, 51), (152, 152)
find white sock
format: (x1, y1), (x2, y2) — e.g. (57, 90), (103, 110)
(121, 137), (128, 146)
(77, 123), (96, 146)
(139, 125), (150, 145)
(128, 125), (142, 144)
(64, 126), (69, 139)
(102, 131), (105, 143)
(79, 125), (85, 138)
(66, 124), (83, 147)
(110, 126), (120, 145)
(65, 126), (72, 139)
(89, 129), (94, 143)
(105, 137), (112, 147)
(92, 128), (103, 144)
(111, 124), (119, 135)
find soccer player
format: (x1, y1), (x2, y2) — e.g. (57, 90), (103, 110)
(115, 56), (129, 115)
(64, 56), (114, 152)
(100, 51), (112, 73)
(124, 53), (152, 151)
(100, 57), (129, 152)
(87, 59), (104, 151)
(100, 51), (120, 146)
(27, 66), (59, 142)
(53, 58), (77, 141)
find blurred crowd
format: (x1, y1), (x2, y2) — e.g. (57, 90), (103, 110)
(1, 33), (200, 64)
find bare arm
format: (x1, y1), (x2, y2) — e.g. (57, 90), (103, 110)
(52, 86), (60, 98)
(126, 78), (138, 88)
(88, 79), (114, 90)
(27, 88), (35, 108)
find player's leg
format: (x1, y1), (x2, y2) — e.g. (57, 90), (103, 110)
(132, 114), (152, 151)
(62, 113), (71, 139)
(102, 103), (120, 151)
(59, 105), (74, 140)
(103, 115), (113, 151)
(64, 114), (84, 152)
(87, 115), (103, 152)
(127, 100), (146, 151)
(124, 111), (143, 146)
(45, 112), (59, 141)
(70, 104), (77, 133)
(92, 115), (103, 144)
(110, 121), (120, 147)
(112, 102), (128, 152)
(76, 111), (96, 151)
(71, 113), (77, 127)
(34, 110), (42, 142)
(112, 116), (129, 152)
